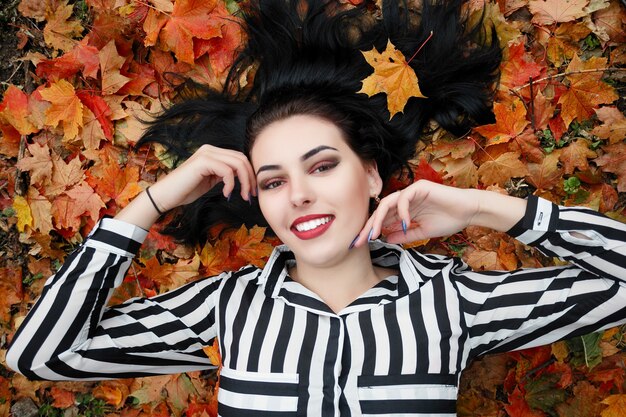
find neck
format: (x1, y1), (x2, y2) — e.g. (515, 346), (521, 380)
(289, 243), (393, 313)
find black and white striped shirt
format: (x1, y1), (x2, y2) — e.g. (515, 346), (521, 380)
(7, 196), (626, 417)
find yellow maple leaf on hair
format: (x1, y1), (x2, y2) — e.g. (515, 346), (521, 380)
(358, 40), (427, 119)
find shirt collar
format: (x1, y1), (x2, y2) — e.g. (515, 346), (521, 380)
(257, 240), (425, 315)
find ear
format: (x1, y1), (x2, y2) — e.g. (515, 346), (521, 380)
(365, 161), (383, 197)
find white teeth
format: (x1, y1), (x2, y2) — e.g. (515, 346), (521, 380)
(294, 216), (332, 232)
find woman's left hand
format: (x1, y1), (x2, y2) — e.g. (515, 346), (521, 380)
(351, 180), (527, 247)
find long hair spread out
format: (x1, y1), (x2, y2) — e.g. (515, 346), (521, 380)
(137, 0), (501, 246)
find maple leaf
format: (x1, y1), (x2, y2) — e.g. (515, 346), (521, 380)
(0, 85), (38, 135)
(39, 79), (84, 141)
(80, 107), (108, 151)
(45, 155), (84, 197)
(16, 142), (53, 186)
(556, 381), (604, 417)
(43, 0), (84, 51)
(499, 41), (544, 92)
(202, 338), (221, 367)
(358, 40), (427, 119)
(477, 151), (529, 187)
(99, 40), (131, 95)
(559, 139), (597, 174)
(93, 381), (130, 408)
(50, 387), (75, 408)
(592, 107), (626, 144)
(526, 151), (562, 191)
(129, 375), (172, 405)
(199, 238), (230, 276)
(601, 394), (626, 417)
(557, 55), (619, 128)
(589, 1), (626, 46)
(467, 2), (521, 48)
(227, 225), (274, 268)
(76, 91), (114, 140)
(65, 183), (106, 224)
(528, 0), (590, 26)
(157, 0), (224, 64)
(86, 163), (142, 207)
(594, 143), (626, 192)
(537, 22), (591, 67)
(36, 40), (100, 81)
(474, 98), (529, 146)
(440, 155), (478, 188)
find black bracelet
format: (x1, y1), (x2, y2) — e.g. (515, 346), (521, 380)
(145, 186), (164, 215)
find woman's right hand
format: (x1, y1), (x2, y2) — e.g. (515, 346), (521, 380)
(149, 144), (257, 211)
(114, 145), (256, 230)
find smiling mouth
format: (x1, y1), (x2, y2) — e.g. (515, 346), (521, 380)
(294, 216), (333, 232)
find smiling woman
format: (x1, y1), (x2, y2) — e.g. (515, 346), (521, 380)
(5, 0), (626, 416)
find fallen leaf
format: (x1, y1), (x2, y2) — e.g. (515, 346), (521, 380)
(65, 182), (106, 224)
(441, 155), (478, 188)
(15, 142), (53, 186)
(557, 55), (619, 128)
(45, 155), (84, 198)
(39, 79), (84, 142)
(594, 143), (626, 192)
(0, 267), (23, 323)
(358, 40), (427, 118)
(559, 139), (597, 174)
(76, 91), (114, 139)
(477, 151), (529, 187)
(50, 386), (75, 408)
(99, 40), (131, 95)
(13, 195), (33, 232)
(499, 41), (544, 92)
(43, 0), (84, 51)
(601, 394), (626, 417)
(0, 85), (38, 135)
(528, 0), (590, 26)
(526, 151), (562, 191)
(592, 106), (626, 144)
(474, 97), (529, 146)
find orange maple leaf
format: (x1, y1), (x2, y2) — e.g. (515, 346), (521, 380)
(226, 225), (274, 268)
(358, 40), (427, 119)
(474, 98), (529, 146)
(155, 0), (224, 64)
(601, 394), (626, 417)
(36, 39), (100, 81)
(42, 0), (84, 51)
(557, 55), (618, 128)
(27, 187), (53, 235)
(65, 183), (106, 224)
(87, 163), (143, 207)
(141, 255), (200, 293)
(528, 0), (589, 26)
(0, 267), (23, 323)
(499, 41), (544, 92)
(45, 155), (84, 198)
(199, 238), (230, 276)
(39, 79), (84, 141)
(594, 143), (626, 192)
(98, 40), (131, 95)
(50, 387), (75, 408)
(0, 85), (38, 135)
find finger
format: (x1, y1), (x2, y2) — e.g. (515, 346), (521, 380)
(221, 149), (257, 197)
(208, 161), (236, 199)
(395, 189), (415, 235)
(209, 153), (255, 201)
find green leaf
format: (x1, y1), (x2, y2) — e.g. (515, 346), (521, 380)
(566, 332), (603, 369)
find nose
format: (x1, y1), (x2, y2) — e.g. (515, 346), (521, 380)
(289, 175), (314, 207)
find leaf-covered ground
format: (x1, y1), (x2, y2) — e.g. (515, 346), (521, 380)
(0, 0), (625, 416)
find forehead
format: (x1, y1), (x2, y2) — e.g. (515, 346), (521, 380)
(250, 115), (353, 166)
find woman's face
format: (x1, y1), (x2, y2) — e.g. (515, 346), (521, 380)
(250, 115), (382, 268)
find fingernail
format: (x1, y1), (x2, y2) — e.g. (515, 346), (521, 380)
(401, 220), (407, 235)
(255, 186), (259, 196)
(349, 235), (359, 249)
(227, 192), (232, 201)
(248, 192), (253, 204)
(367, 228), (373, 242)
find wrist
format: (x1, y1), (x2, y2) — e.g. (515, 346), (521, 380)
(468, 189), (527, 232)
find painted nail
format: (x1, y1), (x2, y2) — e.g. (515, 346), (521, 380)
(248, 192), (253, 204)
(348, 235), (359, 249)
(227, 192), (232, 202)
(401, 220), (407, 235)
(367, 228), (374, 242)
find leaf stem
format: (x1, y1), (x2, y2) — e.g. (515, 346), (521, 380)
(407, 31), (433, 65)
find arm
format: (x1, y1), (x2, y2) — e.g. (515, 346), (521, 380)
(454, 195), (626, 358)
(6, 217), (227, 380)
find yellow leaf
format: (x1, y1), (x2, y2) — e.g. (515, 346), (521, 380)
(358, 40), (426, 119)
(42, 0), (83, 51)
(13, 195), (33, 232)
(39, 79), (84, 141)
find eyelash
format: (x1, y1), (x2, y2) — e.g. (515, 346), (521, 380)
(260, 161), (339, 190)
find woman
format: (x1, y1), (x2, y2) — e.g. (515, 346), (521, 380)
(6, 0), (626, 416)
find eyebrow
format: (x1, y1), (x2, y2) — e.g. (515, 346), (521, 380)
(255, 145), (338, 175)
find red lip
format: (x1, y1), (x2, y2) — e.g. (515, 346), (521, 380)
(290, 215), (335, 240)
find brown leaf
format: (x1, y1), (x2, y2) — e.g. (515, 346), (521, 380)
(526, 151), (563, 191)
(39, 79), (84, 141)
(559, 139), (597, 174)
(528, 0), (590, 25)
(592, 106), (626, 144)
(16, 142), (53, 186)
(43, 0), (83, 51)
(99, 40), (131, 95)
(477, 151), (529, 187)
(594, 143), (626, 192)
(601, 394), (626, 417)
(441, 155), (478, 188)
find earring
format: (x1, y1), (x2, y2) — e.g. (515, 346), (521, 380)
(373, 195), (381, 205)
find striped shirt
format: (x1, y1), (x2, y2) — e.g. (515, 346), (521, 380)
(6, 195), (626, 417)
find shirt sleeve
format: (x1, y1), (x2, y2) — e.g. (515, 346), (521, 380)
(453, 195), (626, 359)
(6, 218), (227, 381)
